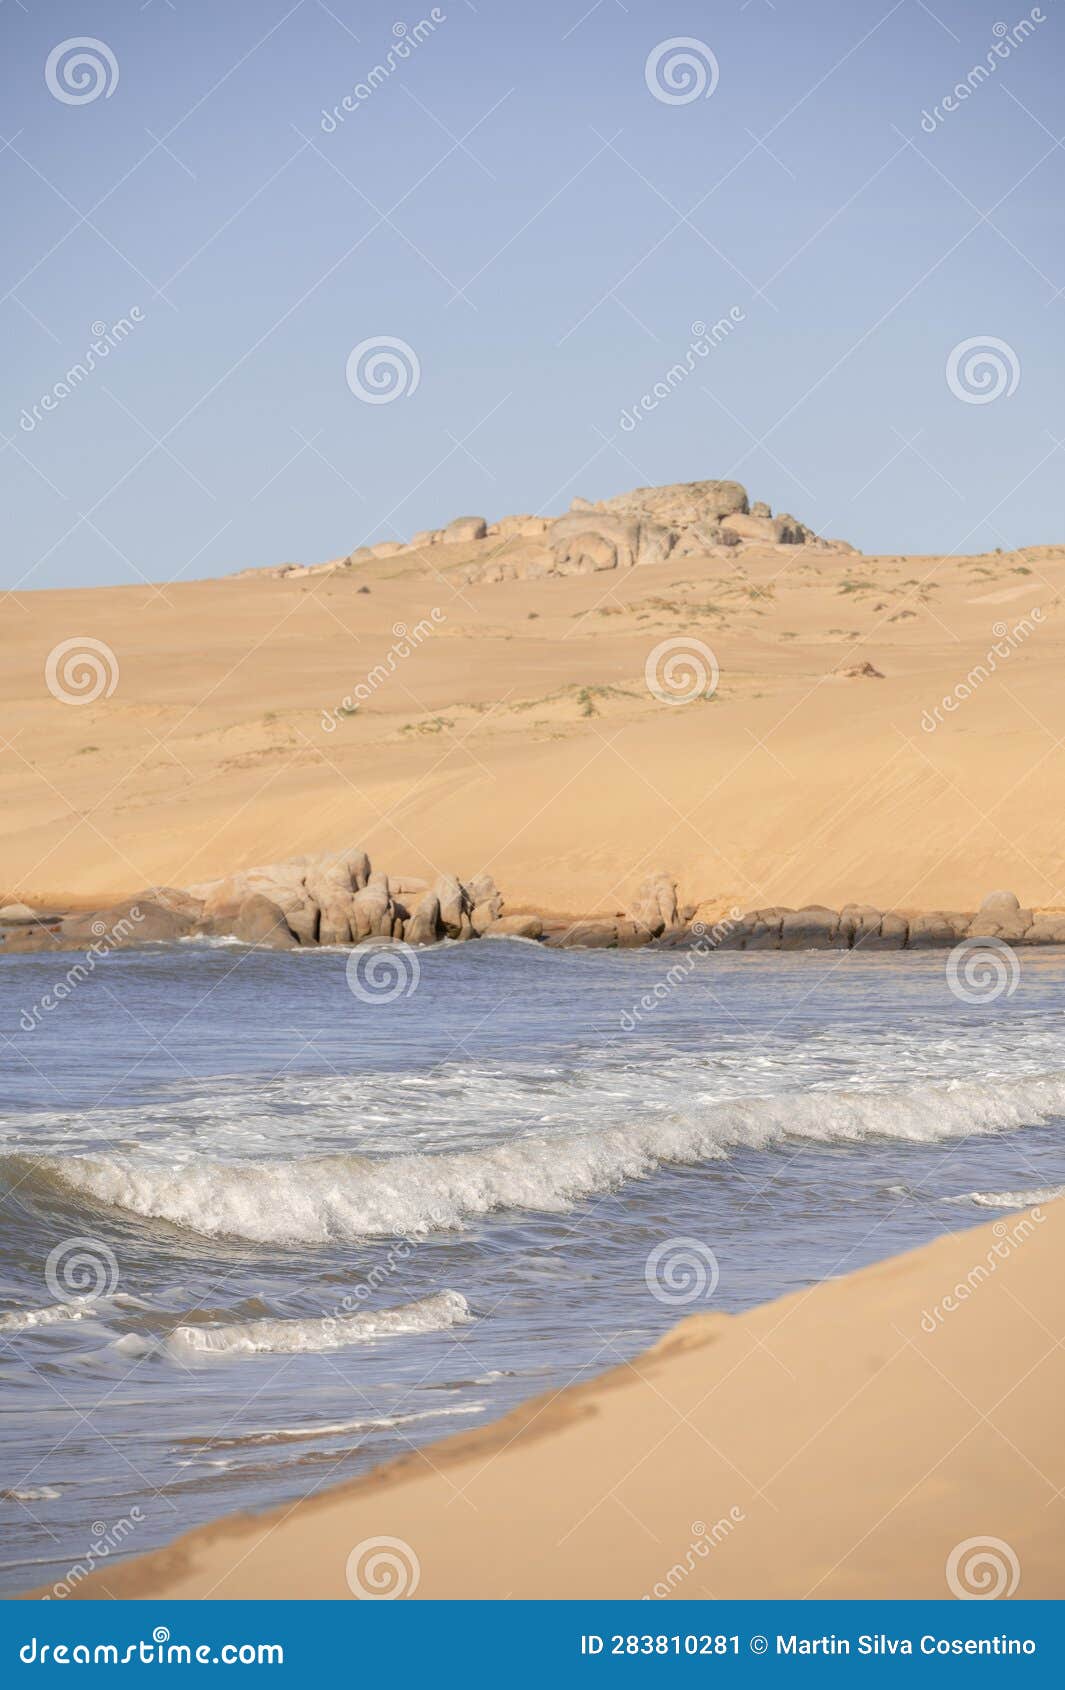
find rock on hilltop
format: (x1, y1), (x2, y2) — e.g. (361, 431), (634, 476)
(239, 478), (856, 582)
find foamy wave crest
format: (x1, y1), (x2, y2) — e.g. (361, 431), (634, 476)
(0, 1297), (97, 1333)
(166, 1290), (470, 1358)
(25, 1072), (1065, 1244)
(945, 1184), (1064, 1211)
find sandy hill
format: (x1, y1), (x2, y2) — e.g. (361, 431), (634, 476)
(2, 476), (1063, 916)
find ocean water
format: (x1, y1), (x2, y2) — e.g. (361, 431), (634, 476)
(1, 937), (1063, 1595)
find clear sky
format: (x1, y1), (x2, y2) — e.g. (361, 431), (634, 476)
(2, 0), (1062, 590)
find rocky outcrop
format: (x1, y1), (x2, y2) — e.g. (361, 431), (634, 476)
(454, 480), (852, 586)
(232, 474), (856, 583)
(628, 871), (678, 937)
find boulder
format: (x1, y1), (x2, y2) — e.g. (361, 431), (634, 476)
(739, 908), (786, 950)
(0, 901), (53, 924)
(552, 919), (617, 949)
(409, 530), (440, 548)
(432, 874), (471, 939)
(1024, 916), (1065, 944)
(404, 893), (441, 946)
(62, 900), (195, 946)
(442, 516), (487, 544)
(628, 871), (678, 937)
(230, 894), (297, 949)
(907, 912), (967, 949)
(978, 890), (1022, 916)
(351, 879), (394, 941)
(137, 886), (204, 922)
(779, 906), (845, 950)
(466, 871), (503, 934)
(493, 515), (549, 539)
(968, 892), (1032, 940)
(483, 913), (543, 940)
(600, 480), (748, 525)
(721, 513), (792, 545)
(837, 904), (882, 947)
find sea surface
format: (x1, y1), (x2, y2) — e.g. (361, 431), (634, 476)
(1, 936), (1063, 1595)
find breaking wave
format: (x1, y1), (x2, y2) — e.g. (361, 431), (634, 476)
(17, 1073), (1065, 1245)
(165, 1290), (470, 1357)
(945, 1184), (1064, 1211)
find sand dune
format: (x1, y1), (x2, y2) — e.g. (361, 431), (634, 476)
(4, 523), (1064, 918)
(56, 1199), (1063, 1601)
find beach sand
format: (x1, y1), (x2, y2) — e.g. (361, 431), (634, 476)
(56, 1199), (1064, 1601)
(4, 540), (1065, 919)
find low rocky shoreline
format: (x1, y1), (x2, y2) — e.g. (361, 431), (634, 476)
(1, 854), (1061, 958)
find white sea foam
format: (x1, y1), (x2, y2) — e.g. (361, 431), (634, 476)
(2, 1487), (61, 1502)
(0, 1298), (97, 1333)
(29, 1073), (1065, 1244)
(945, 1184), (1064, 1210)
(181, 1403), (486, 1448)
(166, 1289), (470, 1357)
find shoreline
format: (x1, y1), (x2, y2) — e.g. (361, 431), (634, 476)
(43, 1200), (1064, 1601)
(2, 858), (1061, 957)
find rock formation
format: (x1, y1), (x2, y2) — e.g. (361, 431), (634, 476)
(236, 477), (856, 583)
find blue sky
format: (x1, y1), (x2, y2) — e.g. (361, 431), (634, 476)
(2, 0), (1062, 589)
